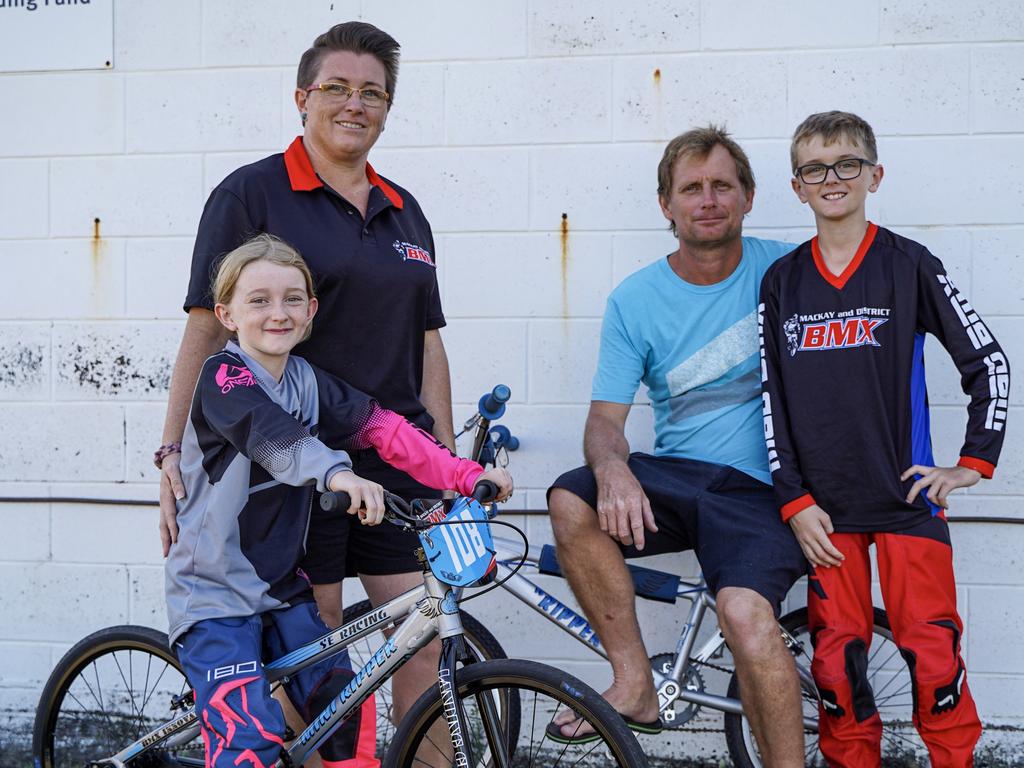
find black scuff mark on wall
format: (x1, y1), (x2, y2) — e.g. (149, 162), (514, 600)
(0, 345), (45, 388)
(69, 349), (170, 394)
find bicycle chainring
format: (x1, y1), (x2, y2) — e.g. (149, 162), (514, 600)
(650, 652), (705, 729)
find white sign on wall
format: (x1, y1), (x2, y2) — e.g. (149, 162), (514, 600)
(0, 0), (113, 73)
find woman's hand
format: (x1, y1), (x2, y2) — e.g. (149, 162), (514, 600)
(159, 453), (186, 557)
(328, 471), (386, 525)
(477, 468), (514, 502)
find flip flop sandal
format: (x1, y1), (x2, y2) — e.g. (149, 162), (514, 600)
(544, 714), (664, 745)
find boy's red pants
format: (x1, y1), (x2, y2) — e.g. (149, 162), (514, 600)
(808, 516), (981, 768)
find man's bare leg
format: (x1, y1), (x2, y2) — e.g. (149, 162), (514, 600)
(716, 587), (804, 768)
(548, 488), (660, 732)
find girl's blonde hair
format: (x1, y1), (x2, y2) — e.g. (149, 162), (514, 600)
(212, 234), (317, 341)
(212, 234), (316, 306)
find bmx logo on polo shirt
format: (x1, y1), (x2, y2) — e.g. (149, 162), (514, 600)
(393, 240), (435, 267)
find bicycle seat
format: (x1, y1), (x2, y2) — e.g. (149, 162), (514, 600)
(537, 544), (680, 604)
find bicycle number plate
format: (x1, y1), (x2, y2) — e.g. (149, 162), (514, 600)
(418, 497), (495, 587)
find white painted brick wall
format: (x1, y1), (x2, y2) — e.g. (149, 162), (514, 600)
(0, 73), (125, 156)
(2, 2), (1022, 759)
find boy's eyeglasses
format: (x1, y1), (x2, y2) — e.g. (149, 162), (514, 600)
(305, 82), (390, 108)
(795, 158), (875, 184)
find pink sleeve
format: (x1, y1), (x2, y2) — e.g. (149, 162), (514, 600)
(360, 406), (484, 496)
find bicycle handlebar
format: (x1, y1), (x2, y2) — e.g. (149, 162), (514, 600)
(489, 424), (519, 452)
(319, 480), (499, 528)
(478, 384), (511, 420)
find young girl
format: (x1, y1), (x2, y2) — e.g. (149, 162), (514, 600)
(165, 234), (512, 768)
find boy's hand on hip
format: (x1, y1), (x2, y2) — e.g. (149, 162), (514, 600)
(902, 465), (982, 509)
(789, 504), (844, 568)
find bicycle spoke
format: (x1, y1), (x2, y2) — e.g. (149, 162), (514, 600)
(111, 649), (144, 733)
(412, 726), (452, 767)
(136, 654), (174, 726)
(868, 651), (907, 696)
(569, 735), (608, 766)
(78, 660), (122, 744)
(528, 690), (538, 766)
(880, 723), (923, 750)
(64, 684), (119, 746)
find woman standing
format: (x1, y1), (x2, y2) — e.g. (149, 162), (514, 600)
(155, 22), (460, 761)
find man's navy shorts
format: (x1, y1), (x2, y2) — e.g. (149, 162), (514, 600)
(549, 453), (807, 611)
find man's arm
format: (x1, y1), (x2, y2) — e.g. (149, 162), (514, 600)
(158, 308), (231, 555)
(421, 329), (456, 452)
(582, 400), (657, 551)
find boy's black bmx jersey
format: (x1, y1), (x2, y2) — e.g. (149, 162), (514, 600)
(761, 222), (1009, 766)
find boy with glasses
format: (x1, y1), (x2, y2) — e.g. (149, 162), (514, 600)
(759, 111), (1008, 767)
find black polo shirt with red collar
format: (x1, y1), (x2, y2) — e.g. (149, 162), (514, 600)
(185, 137), (444, 429)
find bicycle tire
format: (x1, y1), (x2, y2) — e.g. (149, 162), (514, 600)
(383, 658), (648, 768)
(33, 624), (202, 768)
(342, 598), (511, 758)
(724, 607), (922, 768)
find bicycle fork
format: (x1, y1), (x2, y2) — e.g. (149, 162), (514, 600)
(432, 575), (512, 768)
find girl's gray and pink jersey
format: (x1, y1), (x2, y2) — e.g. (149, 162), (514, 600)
(165, 340), (483, 644)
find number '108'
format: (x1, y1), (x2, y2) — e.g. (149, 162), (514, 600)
(436, 510), (487, 573)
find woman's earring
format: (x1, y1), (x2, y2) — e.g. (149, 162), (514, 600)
(301, 112), (308, 126)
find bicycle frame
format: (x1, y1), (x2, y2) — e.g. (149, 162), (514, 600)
(461, 390), (818, 734)
(95, 569), (476, 768)
(489, 536), (818, 732)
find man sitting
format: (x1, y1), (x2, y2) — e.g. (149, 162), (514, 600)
(548, 126), (807, 768)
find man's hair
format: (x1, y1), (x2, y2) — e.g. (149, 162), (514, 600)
(656, 125), (756, 200)
(296, 22), (401, 104)
(790, 111), (878, 173)
(213, 234), (317, 341)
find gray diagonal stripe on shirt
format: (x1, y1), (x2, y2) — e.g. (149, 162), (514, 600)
(668, 366), (761, 421)
(666, 310), (759, 397)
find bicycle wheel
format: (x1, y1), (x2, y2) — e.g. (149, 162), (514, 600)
(724, 607), (922, 768)
(343, 598), (510, 758)
(384, 658), (648, 768)
(33, 625), (202, 768)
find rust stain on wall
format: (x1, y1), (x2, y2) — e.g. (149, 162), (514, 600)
(652, 68), (664, 134)
(90, 217), (108, 313)
(560, 213), (570, 318)
(91, 217), (104, 265)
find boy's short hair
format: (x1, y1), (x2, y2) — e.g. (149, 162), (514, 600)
(657, 125), (756, 200)
(790, 111), (878, 173)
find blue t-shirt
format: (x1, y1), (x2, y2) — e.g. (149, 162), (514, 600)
(592, 237), (794, 484)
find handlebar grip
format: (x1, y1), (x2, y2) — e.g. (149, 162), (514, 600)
(478, 384), (511, 420)
(472, 480), (499, 503)
(319, 491), (352, 512)
(489, 425), (520, 452)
